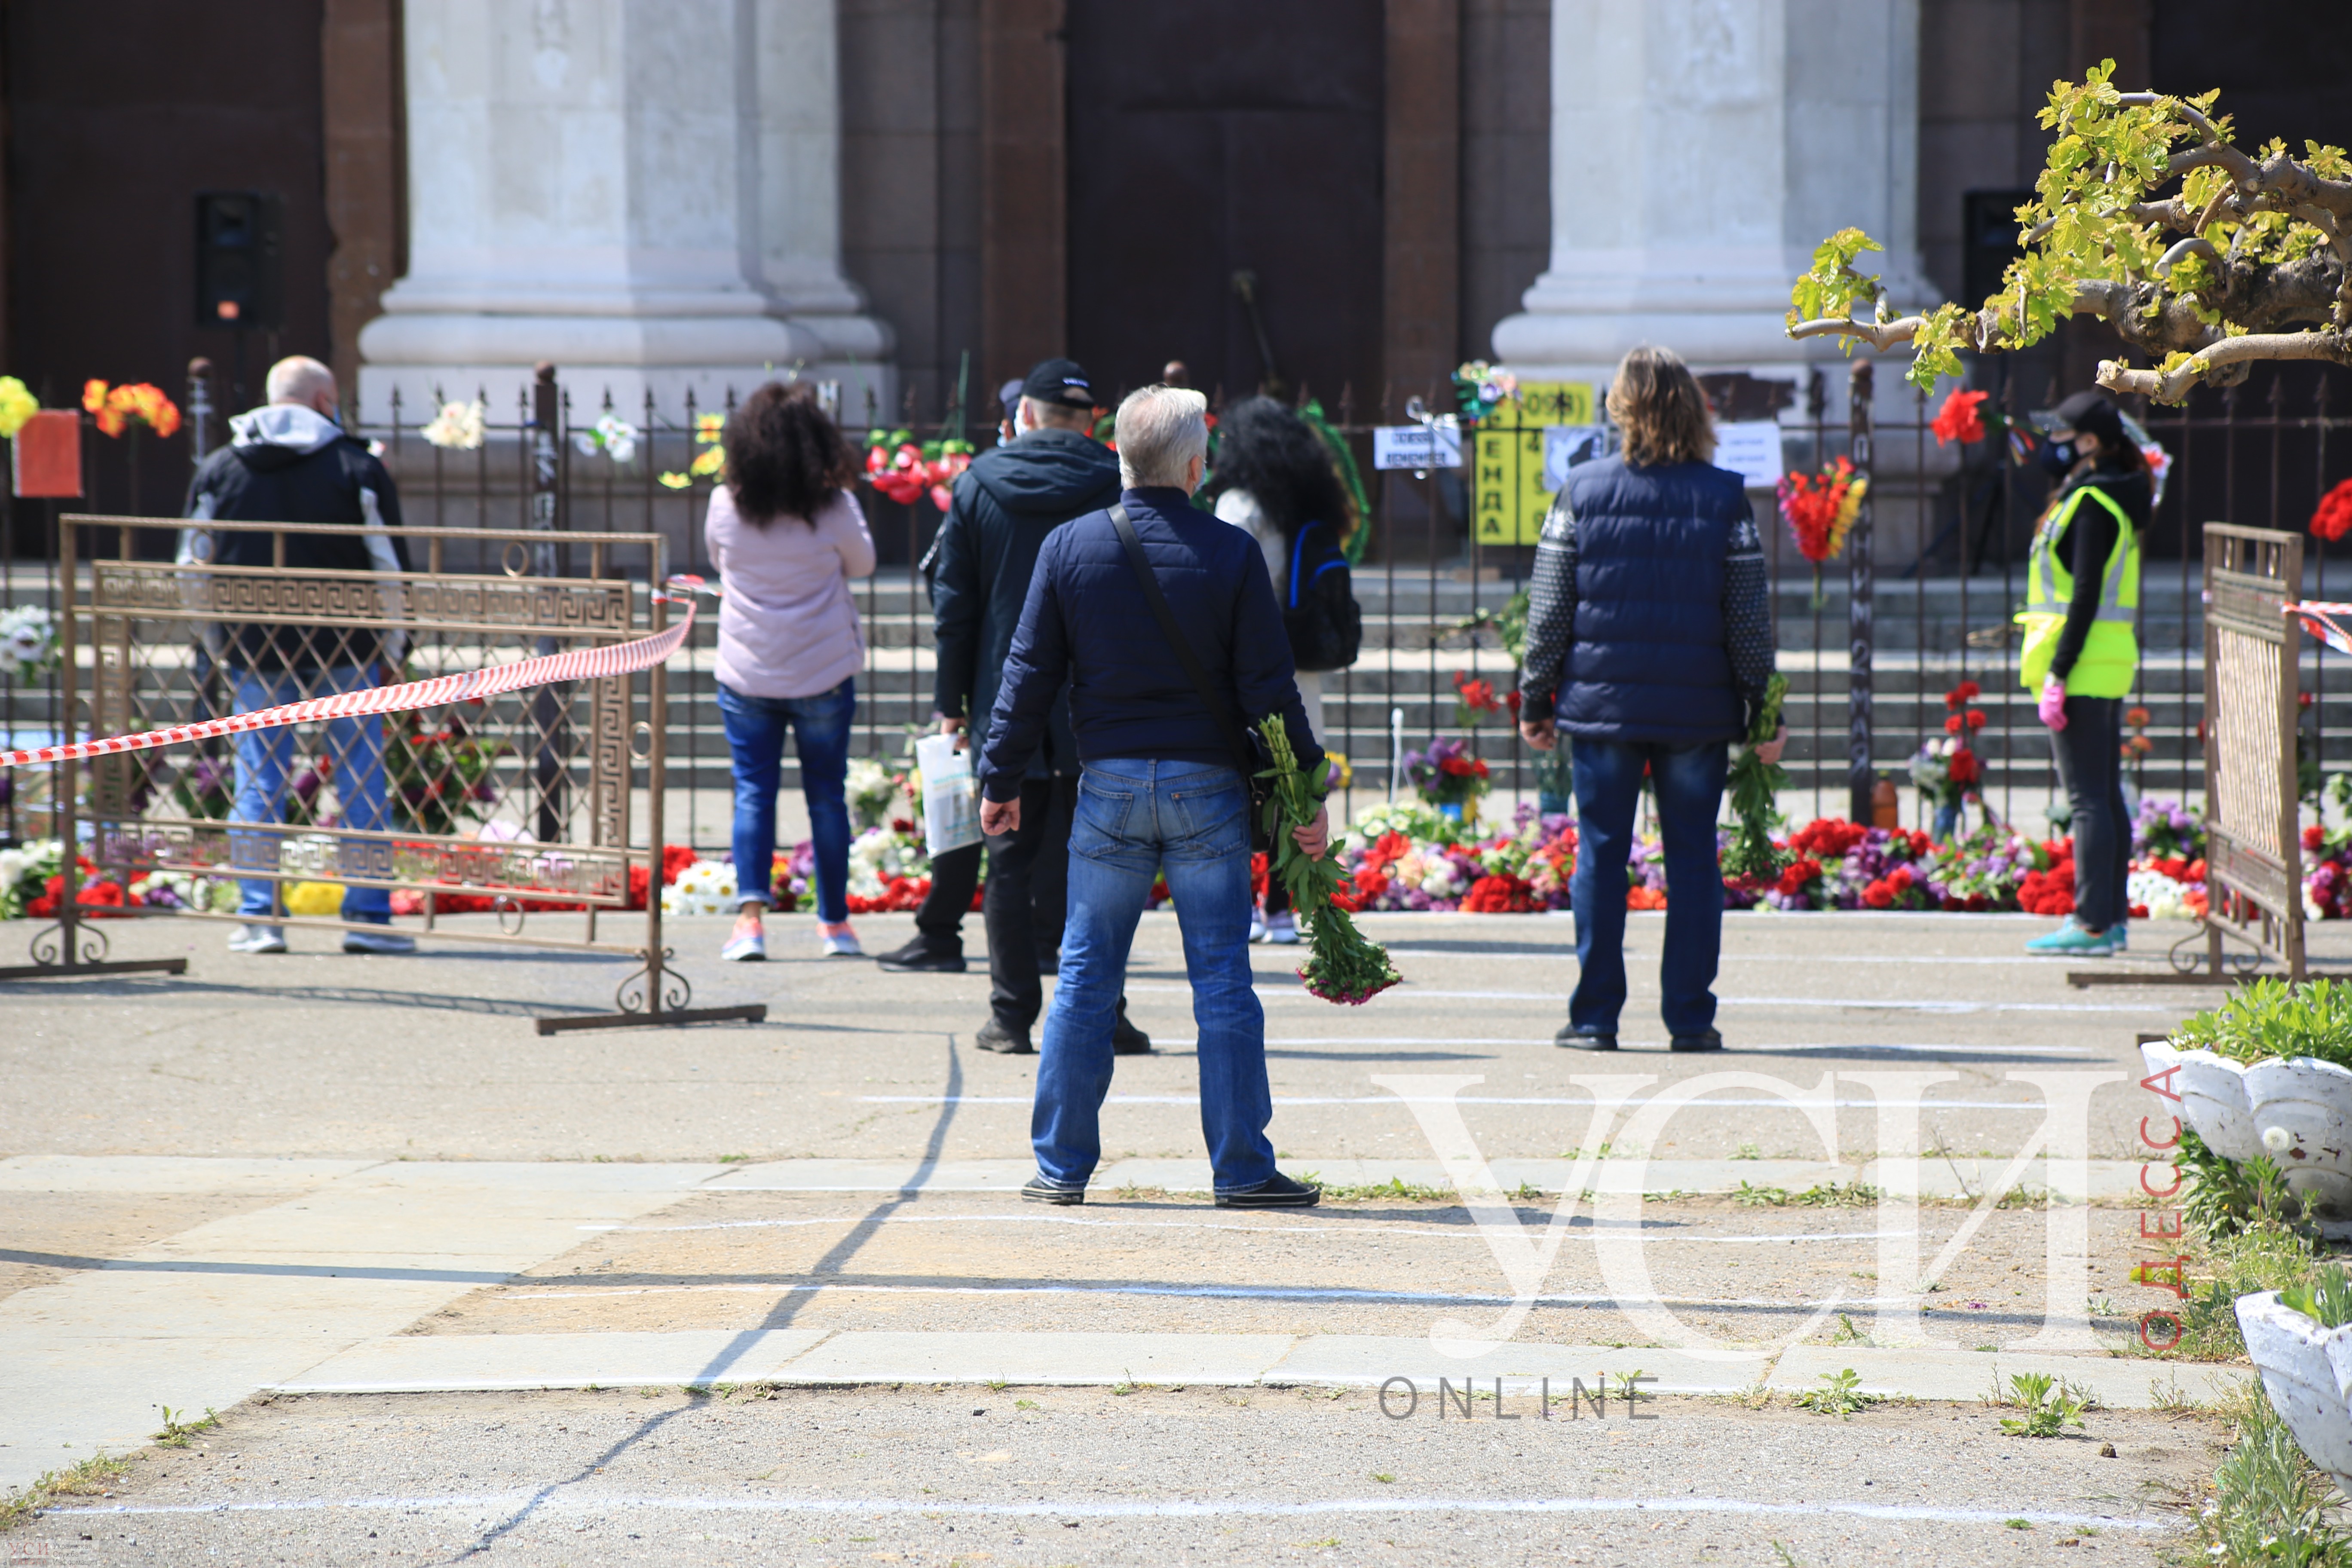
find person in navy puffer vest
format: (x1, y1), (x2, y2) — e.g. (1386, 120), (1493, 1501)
(1516, 346), (1783, 1052)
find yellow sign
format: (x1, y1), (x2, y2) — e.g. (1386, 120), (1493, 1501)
(1471, 381), (1593, 546)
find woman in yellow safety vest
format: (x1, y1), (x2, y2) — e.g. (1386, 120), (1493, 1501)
(2020, 390), (2151, 957)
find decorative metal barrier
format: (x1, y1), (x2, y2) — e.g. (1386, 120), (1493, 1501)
(2195, 523), (2306, 980)
(2, 514), (760, 1033)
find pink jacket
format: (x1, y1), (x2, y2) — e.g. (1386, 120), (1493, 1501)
(704, 484), (876, 699)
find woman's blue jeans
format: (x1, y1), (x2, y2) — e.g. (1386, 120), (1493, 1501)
(716, 678), (855, 924)
(1567, 737), (1729, 1040)
(1035, 758), (1274, 1194)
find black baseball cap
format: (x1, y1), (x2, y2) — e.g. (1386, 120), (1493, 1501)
(2037, 389), (2127, 450)
(1020, 358), (1096, 410)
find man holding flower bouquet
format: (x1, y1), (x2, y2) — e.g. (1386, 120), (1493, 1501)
(977, 385), (1328, 1209)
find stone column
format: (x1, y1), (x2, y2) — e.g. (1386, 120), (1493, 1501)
(358, 0), (894, 422)
(1493, 0), (1926, 389)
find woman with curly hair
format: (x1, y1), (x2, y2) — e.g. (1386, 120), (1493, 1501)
(1209, 395), (1362, 943)
(704, 381), (876, 962)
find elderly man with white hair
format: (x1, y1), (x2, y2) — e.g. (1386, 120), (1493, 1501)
(976, 384), (1329, 1209)
(182, 354), (414, 956)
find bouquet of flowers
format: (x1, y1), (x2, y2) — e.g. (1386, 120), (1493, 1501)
(861, 429), (975, 512)
(1720, 672), (1788, 885)
(1258, 715), (1397, 1004)
(387, 714), (505, 837)
(1403, 737), (1491, 812)
(1450, 361), (1519, 423)
(2134, 796), (2205, 861)
(83, 380), (181, 439)
(0, 603), (58, 677)
(1777, 457), (1868, 605)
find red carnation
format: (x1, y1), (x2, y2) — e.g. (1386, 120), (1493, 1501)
(2314, 477), (2352, 542)
(1931, 389), (1988, 447)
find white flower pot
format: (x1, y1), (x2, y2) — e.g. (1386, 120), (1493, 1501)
(2140, 1038), (2262, 1161)
(2242, 1291), (2352, 1497)
(2244, 1057), (2352, 1219)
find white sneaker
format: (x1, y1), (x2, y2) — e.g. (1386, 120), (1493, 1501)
(342, 926), (417, 956)
(818, 922), (863, 958)
(1249, 910), (1269, 943)
(722, 925), (767, 962)
(227, 924), (287, 955)
(1265, 910), (1300, 945)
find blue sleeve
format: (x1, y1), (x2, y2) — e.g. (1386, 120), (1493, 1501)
(1230, 538), (1326, 783)
(977, 532), (1071, 801)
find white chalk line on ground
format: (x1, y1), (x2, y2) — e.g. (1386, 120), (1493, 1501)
(1386, 949), (2167, 966)
(1140, 1037), (2098, 1057)
(482, 1280), (1926, 1310)
(1129, 983), (2180, 1013)
(858, 1094), (2052, 1109)
(46, 1492), (2175, 1531)
(579, 1214), (1902, 1246)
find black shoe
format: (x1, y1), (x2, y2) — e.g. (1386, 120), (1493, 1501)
(1670, 1029), (1724, 1053)
(876, 937), (966, 974)
(1215, 1172), (1322, 1209)
(1556, 1027), (1617, 1051)
(1112, 1001), (1152, 1056)
(975, 1016), (1034, 1054)
(1021, 1173), (1086, 1205)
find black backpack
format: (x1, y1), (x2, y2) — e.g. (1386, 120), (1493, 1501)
(1280, 521), (1361, 672)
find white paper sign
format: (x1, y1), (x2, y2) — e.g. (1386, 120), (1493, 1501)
(914, 733), (982, 857)
(1541, 425), (1613, 491)
(1372, 419), (1462, 471)
(1714, 420), (1786, 489)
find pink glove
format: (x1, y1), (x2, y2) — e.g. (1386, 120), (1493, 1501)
(2038, 677), (2068, 731)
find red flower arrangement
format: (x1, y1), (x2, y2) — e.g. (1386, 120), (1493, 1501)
(2017, 840), (2078, 916)
(1930, 389), (1988, 447)
(1463, 873), (1538, 913)
(2313, 477), (2352, 542)
(83, 380), (181, 439)
(864, 432), (975, 513)
(1777, 457), (1868, 566)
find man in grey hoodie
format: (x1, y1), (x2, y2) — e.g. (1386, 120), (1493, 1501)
(181, 356), (415, 956)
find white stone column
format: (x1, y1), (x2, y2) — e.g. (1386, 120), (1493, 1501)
(1492, 0), (1928, 393)
(358, 0), (894, 422)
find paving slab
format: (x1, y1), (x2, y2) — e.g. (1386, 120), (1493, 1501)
(0, 1155), (371, 1193)
(1769, 1344), (2252, 1409)
(269, 1329), (833, 1393)
(774, 1329), (1298, 1387)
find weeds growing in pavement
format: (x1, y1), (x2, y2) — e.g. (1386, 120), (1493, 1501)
(1828, 1312), (1872, 1346)
(1735, 1180), (1880, 1208)
(2156, 1221), (2320, 1361)
(1991, 1372), (2091, 1437)
(0, 1452), (132, 1530)
(2179, 1127), (2304, 1239)
(151, 1406), (218, 1447)
(2194, 1384), (2352, 1567)
(2280, 1265), (2352, 1328)
(1792, 1367), (1877, 1418)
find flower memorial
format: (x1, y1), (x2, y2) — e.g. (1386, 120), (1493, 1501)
(1777, 456), (1868, 570)
(1401, 737), (1491, 816)
(861, 428), (975, 512)
(81, 380), (181, 439)
(1909, 681), (1986, 838)
(1256, 715), (1397, 1004)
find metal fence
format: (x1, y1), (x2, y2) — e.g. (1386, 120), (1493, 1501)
(7, 356), (2352, 852)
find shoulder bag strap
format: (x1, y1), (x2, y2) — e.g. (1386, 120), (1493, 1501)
(1108, 503), (1259, 781)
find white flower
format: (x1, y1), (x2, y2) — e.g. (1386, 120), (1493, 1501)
(2262, 1125), (2293, 1155)
(574, 413), (640, 466)
(659, 857), (738, 916)
(420, 399), (486, 451)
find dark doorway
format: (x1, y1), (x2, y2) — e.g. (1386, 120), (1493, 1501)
(4, 1), (332, 533)
(1063, 0), (1383, 407)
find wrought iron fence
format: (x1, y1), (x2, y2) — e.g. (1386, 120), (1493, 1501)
(7, 356), (2352, 854)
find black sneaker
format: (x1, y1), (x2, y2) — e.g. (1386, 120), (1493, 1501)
(1021, 1174), (1086, 1205)
(1112, 1001), (1152, 1056)
(1215, 1173), (1322, 1209)
(1556, 1027), (1617, 1051)
(876, 937), (967, 974)
(1670, 1029), (1724, 1053)
(975, 1016), (1034, 1054)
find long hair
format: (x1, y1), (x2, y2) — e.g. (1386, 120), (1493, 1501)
(1605, 346), (1715, 468)
(723, 381), (859, 526)
(1208, 396), (1358, 545)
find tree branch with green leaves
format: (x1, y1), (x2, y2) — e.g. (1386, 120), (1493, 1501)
(1786, 62), (2352, 403)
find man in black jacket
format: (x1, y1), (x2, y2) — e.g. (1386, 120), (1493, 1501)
(978, 384), (1326, 1208)
(181, 355), (415, 957)
(879, 359), (1147, 1056)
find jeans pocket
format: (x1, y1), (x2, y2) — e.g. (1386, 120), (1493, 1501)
(1165, 775), (1245, 856)
(1072, 775), (1135, 855)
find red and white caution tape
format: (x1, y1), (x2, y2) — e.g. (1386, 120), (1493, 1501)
(0, 576), (712, 771)
(2287, 600), (2352, 656)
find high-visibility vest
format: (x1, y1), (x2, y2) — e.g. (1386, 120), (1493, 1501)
(2017, 484), (2140, 696)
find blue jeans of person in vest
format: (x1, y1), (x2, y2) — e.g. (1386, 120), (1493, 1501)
(230, 665), (392, 924)
(1032, 758), (1274, 1194)
(1567, 738), (1730, 1040)
(715, 678), (856, 925)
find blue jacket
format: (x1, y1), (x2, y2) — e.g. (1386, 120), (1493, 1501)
(931, 428), (1121, 776)
(978, 487), (1323, 802)
(1553, 455), (1750, 745)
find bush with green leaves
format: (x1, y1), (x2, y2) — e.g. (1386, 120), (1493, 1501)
(2172, 979), (2352, 1071)
(1787, 63), (2352, 403)
(2280, 1266), (2352, 1330)
(2198, 1387), (2352, 1568)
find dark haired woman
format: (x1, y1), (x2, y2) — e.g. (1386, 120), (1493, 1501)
(705, 380), (876, 962)
(1210, 395), (1361, 944)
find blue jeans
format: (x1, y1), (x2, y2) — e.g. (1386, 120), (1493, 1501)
(1035, 758), (1274, 1193)
(716, 678), (855, 924)
(230, 665), (392, 922)
(1567, 737), (1730, 1039)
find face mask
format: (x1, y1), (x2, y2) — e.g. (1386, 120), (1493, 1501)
(2036, 437), (2077, 478)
